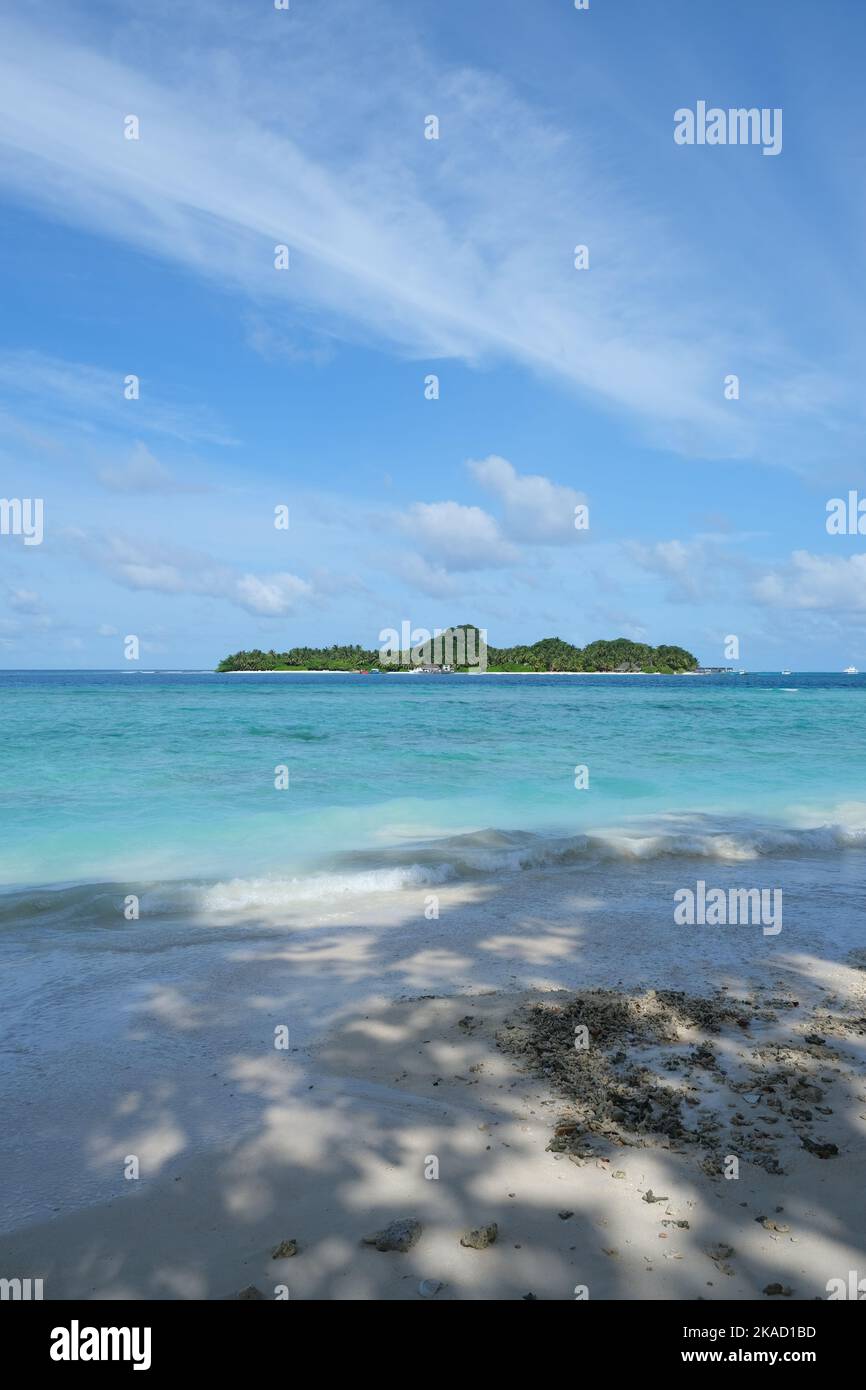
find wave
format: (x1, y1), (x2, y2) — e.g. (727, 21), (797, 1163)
(182, 815), (866, 912)
(4, 813), (866, 924)
(199, 863), (454, 910)
(324, 815), (866, 871)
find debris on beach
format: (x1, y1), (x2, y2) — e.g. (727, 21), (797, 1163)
(363, 1218), (422, 1252)
(495, 984), (861, 1182)
(460, 1222), (498, 1250)
(271, 1239), (298, 1258)
(800, 1135), (838, 1158)
(758, 1216), (790, 1233)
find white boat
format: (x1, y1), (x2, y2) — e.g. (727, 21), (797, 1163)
(781, 670), (791, 675)
(844, 666), (858, 675)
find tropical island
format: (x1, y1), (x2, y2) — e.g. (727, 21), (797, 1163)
(217, 626), (699, 674)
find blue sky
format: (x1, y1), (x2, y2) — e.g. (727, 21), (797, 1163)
(1, 0), (865, 669)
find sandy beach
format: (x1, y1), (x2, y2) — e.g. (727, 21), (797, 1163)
(2, 855), (864, 1301)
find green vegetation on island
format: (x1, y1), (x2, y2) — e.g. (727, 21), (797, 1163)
(216, 627), (699, 674)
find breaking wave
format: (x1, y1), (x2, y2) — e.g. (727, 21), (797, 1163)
(197, 814), (866, 911)
(4, 813), (866, 925)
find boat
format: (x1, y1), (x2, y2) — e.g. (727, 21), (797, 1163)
(844, 666), (858, 675)
(781, 670), (791, 675)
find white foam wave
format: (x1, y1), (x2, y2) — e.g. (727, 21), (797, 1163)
(196, 817), (866, 910)
(6, 813), (866, 923)
(200, 863), (455, 911)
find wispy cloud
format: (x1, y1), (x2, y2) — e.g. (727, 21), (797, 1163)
(627, 533), (757, 604)
(0, 4), (855, 471)
(97, 442), (208, 494)
(0, 350), (234, 446)
(70, 529), (314, 617)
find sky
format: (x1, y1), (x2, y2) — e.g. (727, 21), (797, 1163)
(1, 0), (865, 670)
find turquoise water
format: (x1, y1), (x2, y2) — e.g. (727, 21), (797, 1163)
(1, 670), (865, 907)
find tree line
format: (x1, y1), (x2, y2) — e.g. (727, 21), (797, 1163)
(217, 629), (698, 673)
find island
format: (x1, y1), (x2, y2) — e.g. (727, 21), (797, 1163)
(217, 626), (699, 674)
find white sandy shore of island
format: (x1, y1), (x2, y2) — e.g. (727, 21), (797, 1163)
(1, 861), (863, 1301)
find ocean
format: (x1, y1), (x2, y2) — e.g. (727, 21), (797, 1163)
(1, 669), (866, 914)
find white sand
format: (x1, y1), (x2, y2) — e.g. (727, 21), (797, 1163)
(1, 860), (864, 1300)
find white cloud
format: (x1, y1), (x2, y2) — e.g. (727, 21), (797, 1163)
(627, 539), (714, 602)
(753, 551), (866, 611)
(77, 531), (313, 616)
(398, 500), (518, 571)
(626, 534), (756, 603)
(234, 572), (312, 616)
(468, 455), (585, 543)
(389, 458), (588, 594)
